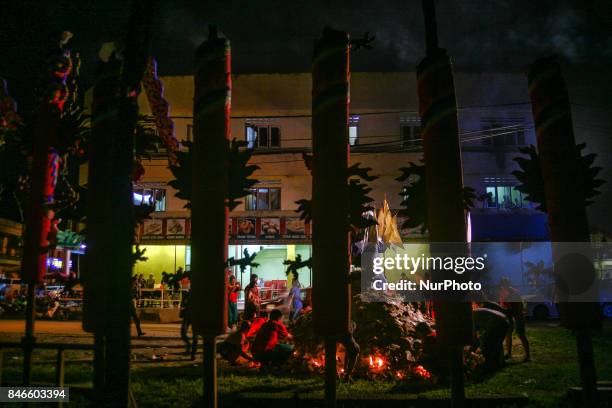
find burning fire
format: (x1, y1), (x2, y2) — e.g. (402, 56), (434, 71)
(414, 364), (431, 379)
(367, 354), (387, 372)
(305, 346), (347, 375)
(311, 357), (323, 368)
(247, 361), (261, 369)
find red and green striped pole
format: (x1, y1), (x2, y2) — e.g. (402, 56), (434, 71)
(418, 1), (472, 406)
(312, 27), (351, 408)
(192, 26), (231, 408)
(527, 56), (598, 407)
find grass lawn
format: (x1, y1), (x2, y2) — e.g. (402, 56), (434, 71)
(1, 323), (610, 407)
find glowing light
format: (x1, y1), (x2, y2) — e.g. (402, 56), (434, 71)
(367, 354), (387, 371)
(414, 365), (431, 379)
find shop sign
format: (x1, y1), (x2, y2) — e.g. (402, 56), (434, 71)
(261, 218), (280, 239)
(283, 218), (307, 239)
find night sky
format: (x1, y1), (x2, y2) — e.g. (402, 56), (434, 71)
(2, 0), (611, 108)
(0, 0), (611, 228)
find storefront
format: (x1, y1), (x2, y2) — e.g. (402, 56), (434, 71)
(134, 216), (313, 289)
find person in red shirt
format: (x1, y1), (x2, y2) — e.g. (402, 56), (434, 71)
(219, 321), (253, 365)
(227, 275), (240, 330)
(246, 311), (269, 339)
(251, 309), (293, 365)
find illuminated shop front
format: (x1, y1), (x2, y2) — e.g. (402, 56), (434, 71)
(134, 216), (313, 289)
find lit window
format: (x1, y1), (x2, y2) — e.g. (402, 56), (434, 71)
(245, 187), (281, 210)
(245, 123), (281, 148)
(484, 185), (530, 209)
(349, 116), (359, 145)
(133, 188), (166, 211)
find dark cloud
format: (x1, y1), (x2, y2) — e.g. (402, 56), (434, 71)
(1, 0), (611, 107)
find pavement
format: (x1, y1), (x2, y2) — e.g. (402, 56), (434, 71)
(0, 319), (186, 341)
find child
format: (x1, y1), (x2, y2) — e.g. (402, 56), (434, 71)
(219, 321), (253, 365)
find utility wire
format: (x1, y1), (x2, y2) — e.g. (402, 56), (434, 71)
(166, 101), (532, 121)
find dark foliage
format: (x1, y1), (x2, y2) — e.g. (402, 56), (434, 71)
(283, 253), (312, 281)
(134, 114), (161, 160)
(228, 139), (260, 210)
(168, 138), (259, 210)
(295, 159), (378, 231)
(130, 244), (148, 266)
(228, 248), (259, 273)
(396, 162), (476, 234)
(512, 144), (605, 212)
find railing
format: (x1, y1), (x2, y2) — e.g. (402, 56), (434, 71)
(0, 341), (196, 388)
(136, 288), (186, 308)
(259, 287), (287, 302)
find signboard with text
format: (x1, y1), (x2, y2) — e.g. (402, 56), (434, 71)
(137, 216), (313, 243)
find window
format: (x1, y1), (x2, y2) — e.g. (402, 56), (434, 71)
(480, 118), (526, 147)
(133, 188), (166, 211)
(245, 187), (281, 210)
(484, 185), (530, 209)
(349, 116), (359, 145)
(245, 122), (281, 148)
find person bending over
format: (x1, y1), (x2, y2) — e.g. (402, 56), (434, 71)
(251, 309), (293, 366)
(219, 321), (253, 365)
(472, 307), (510, 373)
(499, 277), (530, 362)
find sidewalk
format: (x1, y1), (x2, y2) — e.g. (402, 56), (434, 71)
(0, 320), (185, 343)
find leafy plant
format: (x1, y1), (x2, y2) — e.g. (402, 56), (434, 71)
(294, 159), (378, 231)
(228, 139), (260, 210)
(168, 138), (259, 209)
(56, 229), (85, 248)
(283, 254), (312, 282)
(396, 161), (476, 234)
(512, 144), (605, 212)
(228, 248), (260, 273)
(130, 244), (148, 266)
(134, 114), (161, 160)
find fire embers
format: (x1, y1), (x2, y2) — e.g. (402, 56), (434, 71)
(290, 291), (441, 383)
(298, 344), (346, 375)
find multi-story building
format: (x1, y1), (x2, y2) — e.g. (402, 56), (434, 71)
(133, 72), (550, 289)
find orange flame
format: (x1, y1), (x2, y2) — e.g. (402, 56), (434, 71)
(414, 364), (431, 379)
(367, 354), (387, 372)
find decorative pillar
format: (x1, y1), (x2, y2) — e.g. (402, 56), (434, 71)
(418, 1), (473, 406)
(527, 56), (599, 407)
(192, 26), (231, 408)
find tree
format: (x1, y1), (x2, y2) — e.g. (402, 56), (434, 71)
(395, 161), (476, 234)
(512, 144), (604, 213)
(295, 161), (378, 233)
(168, 139), (259, 210)
(228, 248), (260, 276)
(283, 253), (312, 282)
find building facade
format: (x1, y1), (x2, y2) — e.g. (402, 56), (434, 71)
(132, 72), (550, 289)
